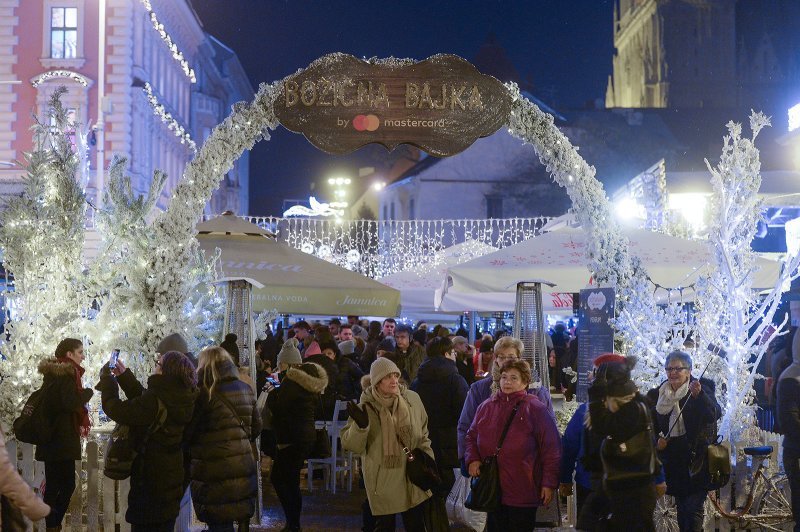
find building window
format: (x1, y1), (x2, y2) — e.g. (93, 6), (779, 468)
(486, 195), (503, 219)
(409, 198), (415, 219)
(50, 7), (78, 59)
(390, 202), (395, 220)
(383, 204), (388, 220)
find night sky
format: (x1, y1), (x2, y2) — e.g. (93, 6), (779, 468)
(189, 0), (614, 216)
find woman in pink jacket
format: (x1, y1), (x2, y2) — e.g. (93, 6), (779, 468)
(0, 427), (50, 528)
(465, 359), (561, 532)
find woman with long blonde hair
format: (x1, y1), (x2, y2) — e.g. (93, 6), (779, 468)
(185, 346), (261, 532)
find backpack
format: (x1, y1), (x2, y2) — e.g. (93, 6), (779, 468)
(13, 383), (54, 445)
(103, 397), (167, 480)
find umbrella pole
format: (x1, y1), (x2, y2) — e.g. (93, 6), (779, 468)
(224, 279), (262, 524)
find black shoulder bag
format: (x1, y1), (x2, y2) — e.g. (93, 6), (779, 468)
(464, 400), (522, 513)
(104, 397), (167, 480)
(600, 401), (658, 489)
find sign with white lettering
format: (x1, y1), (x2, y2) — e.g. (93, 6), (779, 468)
(274, 53), (513, 157)
(576, 288), (616, 402)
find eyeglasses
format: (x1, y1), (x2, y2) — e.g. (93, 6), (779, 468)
(665, 366), (688, 373)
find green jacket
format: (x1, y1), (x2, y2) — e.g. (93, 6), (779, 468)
(340, 380), (433, 515)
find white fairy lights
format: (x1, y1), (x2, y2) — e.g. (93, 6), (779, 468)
(142, 82), (196, 152)
(140, 0), (196, 83)
(31, 70), (90, 88)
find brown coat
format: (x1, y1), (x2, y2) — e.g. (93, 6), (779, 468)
(0, 427), (50, 527)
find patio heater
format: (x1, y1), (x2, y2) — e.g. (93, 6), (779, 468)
(223, 279), (261, 522)
(512, 281), (554, 389)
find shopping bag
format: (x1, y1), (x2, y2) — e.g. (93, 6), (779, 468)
(445, 469), (487, 531)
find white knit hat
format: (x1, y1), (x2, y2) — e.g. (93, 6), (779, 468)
(369, 357), (401, 386)
(277, 338), (302, 366)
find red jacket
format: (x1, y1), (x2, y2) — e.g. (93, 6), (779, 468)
(464, 390), (561, 508)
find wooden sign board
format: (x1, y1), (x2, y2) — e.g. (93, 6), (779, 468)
(274, 53), (513, 157)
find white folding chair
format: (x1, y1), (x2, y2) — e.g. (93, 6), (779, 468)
(307, 400), (350, 493)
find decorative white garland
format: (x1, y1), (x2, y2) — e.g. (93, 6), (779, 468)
(139, 0), (196, 83)
(143, 82), (196, 152)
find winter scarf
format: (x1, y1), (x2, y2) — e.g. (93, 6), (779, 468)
(62, 357), (91, 437)
(368, 385), (412, 468)
(656, 380), (688, 437)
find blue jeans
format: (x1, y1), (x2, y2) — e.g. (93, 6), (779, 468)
(675, 490), (707, 532)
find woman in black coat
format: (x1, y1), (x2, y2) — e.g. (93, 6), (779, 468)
(36, 338), (93, 530)
(646, 350), (721, 532)
(585, 355), (664, 532)
(266, 339), (328, 532)
(410, 337), (469, 495)
(98, 351), (198, 531)
(185, 347), (262, 532)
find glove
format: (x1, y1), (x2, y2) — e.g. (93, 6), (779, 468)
(81, 388), (94, 402)
(346, 400), (369, 429)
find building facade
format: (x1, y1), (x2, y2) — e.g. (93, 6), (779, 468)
(0, 0), (252, 213)
(605, 0), (800, 111)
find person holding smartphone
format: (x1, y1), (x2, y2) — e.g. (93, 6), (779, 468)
(97, 350), (198, 531)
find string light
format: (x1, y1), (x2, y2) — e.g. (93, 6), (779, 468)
(142, 82), (197, 152)
(139, 0), (196, 83)
(31, 70), (90, 88)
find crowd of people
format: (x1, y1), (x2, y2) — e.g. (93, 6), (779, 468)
(2, 315), (797, 532)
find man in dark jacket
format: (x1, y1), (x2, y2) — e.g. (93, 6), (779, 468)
(98, 351), (198, 531)
(37, 338), (93, 531)
(325, 340), (364, 402)
(777, 330), (800, 532)
(451, 336), (475, 385)
(394, 324), (425, 383)
(185, 351), (262, 531)
(411, 337), (468, 499)
(266, 360), (328, 532)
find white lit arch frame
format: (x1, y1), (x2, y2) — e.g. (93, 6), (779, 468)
(165, 74), (634, 298)
(157, 59), (642, 378)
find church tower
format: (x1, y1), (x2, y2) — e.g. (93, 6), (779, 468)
(606, 0), (737, 108)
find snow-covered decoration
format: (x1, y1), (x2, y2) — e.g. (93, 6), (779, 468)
(694, 113), (800, 439)
(139, 0), (196, 83)
(504, 84), (677, 391)
(97, 79), (282, 373)
(142, 82), (196, 152)
(0, 88), (90, 425)
(282, 196), (344, 218)
(31, 70), (91, 88)
(555, 398), (580, 435)
(86, 156), (224, 377)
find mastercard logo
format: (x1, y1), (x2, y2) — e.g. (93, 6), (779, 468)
(353, 114), (379, 132)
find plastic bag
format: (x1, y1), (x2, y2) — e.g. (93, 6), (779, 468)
(445, 469), (487, 532)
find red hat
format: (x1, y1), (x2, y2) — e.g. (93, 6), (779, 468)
(593, 353), (626, 367)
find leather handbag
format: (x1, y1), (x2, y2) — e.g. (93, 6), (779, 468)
(396, 435), (441, 491)
(690, 435), (731, 490)
(464, 401), (522, 513)
(104, 397), (167, 480)
(600, 401), (658, 488)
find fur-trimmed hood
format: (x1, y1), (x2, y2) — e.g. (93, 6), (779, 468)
(37, 357), (77, 378)
(285, 362), (328, 394)
(360, 374), (372, 392)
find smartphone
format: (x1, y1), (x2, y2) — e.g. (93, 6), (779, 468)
(109, 349), (120, 369)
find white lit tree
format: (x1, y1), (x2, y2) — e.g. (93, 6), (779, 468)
(0, 88), (91, 424)
(694, 113), (800, 439)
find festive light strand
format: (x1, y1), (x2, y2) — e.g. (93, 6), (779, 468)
(31, 70), (90, 88)
(140, 0), (196, 83)
(142, 82), (196, 152)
